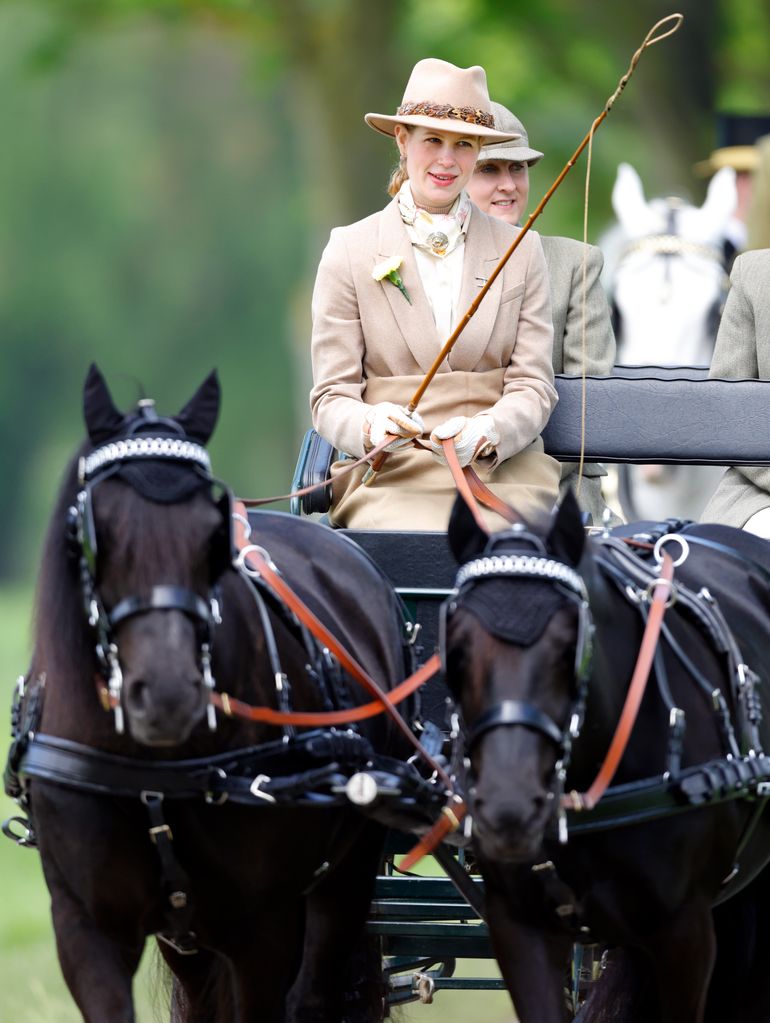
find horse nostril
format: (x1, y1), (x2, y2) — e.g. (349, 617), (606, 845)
(531, 793), (547, 819)
(126, 680), (150, 715)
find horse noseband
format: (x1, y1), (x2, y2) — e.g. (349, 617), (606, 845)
(467, 700), (565, 752)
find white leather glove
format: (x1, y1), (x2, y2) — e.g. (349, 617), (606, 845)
(364, 402), (425, 451)
(430, 414), (500, 467)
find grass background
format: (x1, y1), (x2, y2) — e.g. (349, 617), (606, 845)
(0, 584), (516, 1022)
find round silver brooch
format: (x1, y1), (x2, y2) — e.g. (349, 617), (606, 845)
(427, 231), (449, 256)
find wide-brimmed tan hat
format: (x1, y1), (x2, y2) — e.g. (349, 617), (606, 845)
(694, 113), (770, 176)
(477, 103), (544, 165)
(365, 58), (521, 143)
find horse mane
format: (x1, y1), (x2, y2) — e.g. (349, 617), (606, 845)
(31, 445), (92, 684)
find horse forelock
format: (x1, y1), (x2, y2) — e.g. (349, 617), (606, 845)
(93, 480), (220, 594)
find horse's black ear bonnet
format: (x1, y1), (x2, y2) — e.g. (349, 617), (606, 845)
(82, 364), (221, 505)
(77, 365), (232, 581)
(460, 577), (569, 647)
(456, 528), (572, 647)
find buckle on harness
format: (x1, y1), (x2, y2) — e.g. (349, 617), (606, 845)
(149, 823), (173, 844)
(249, 774), (276, 803)
(205, 766), (229, 805)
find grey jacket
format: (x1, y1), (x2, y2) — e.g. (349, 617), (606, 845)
(541, 236), (617, 523)
(700, 250), (770, 527)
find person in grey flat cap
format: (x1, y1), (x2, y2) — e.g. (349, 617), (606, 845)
(311, 62), (561, 531)
(468, 101), (619, 526)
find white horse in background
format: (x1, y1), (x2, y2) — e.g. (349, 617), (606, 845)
(600, 162), (737, 522)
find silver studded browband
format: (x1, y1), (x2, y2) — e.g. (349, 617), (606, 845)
(620, 234), (723, 264)
(79, 437), (211, 482)
(455, 555), (588, 601)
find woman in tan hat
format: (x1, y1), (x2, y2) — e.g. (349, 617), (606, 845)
(467, 101), (618, 526)
(310, 59), (560, 530)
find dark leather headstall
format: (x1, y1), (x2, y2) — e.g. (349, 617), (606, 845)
(442, 527), (594, 823)
(68, 426), (230, 735)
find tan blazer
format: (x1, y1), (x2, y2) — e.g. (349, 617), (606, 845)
(309, 198), (560, 529)
(700, 250), (770, 527)
(541, 236), (619, 525)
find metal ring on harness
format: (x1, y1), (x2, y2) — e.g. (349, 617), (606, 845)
(644, 576), (677, 608)
(653, 534), (690, 568)
(235, 544), (276, 577)
(231, 511), (251, 540)
(205, 767), (229, 805)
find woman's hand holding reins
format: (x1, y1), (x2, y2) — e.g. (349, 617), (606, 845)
(430, 414), (499, 467)
(364, 402), (425, 451)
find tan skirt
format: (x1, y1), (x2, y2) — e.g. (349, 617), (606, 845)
(329, 371), (560, 531)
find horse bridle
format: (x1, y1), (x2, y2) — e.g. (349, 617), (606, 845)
(612, 200), (730, 343)
(442, 528), (594, 811)
(68, 417), (230, 735)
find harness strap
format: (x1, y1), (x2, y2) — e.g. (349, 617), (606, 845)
(566, 751), (770, 835)
(564, 550), (675, 812)
(110, 586), (211, 629)
(211, 654), (441, 727)
(602, 533), (762, 757)
(231, 503), (452, 787)
(468, 700), (565, 750)
(142, 792), (198, 954)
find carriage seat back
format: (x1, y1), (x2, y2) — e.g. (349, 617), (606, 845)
(292, 373), (770, 516)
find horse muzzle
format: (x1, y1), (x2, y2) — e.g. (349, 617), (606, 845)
(123, 670), (207, 747)
(118, 611), (209, 746)
(470, 779), (553, 864)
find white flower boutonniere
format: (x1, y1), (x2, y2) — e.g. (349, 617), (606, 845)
(372, 256), (411, 304)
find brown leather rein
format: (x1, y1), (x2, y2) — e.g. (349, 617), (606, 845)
(564, 550), (675, 812)
(227, 502), (465, 839)
(226, 501), (443, 767)
(231, 439), (677, 853)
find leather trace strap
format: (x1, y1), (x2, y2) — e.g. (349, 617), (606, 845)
(563, 549), (675, 812)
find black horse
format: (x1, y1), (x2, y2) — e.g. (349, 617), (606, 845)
(444, 491), (770, 1023)
(5, 365), (415, 1022)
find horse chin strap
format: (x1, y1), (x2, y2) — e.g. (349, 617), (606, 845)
(70, 436), (226, 735)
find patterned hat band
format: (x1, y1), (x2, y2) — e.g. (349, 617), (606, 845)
(397, 101), (494, 129)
